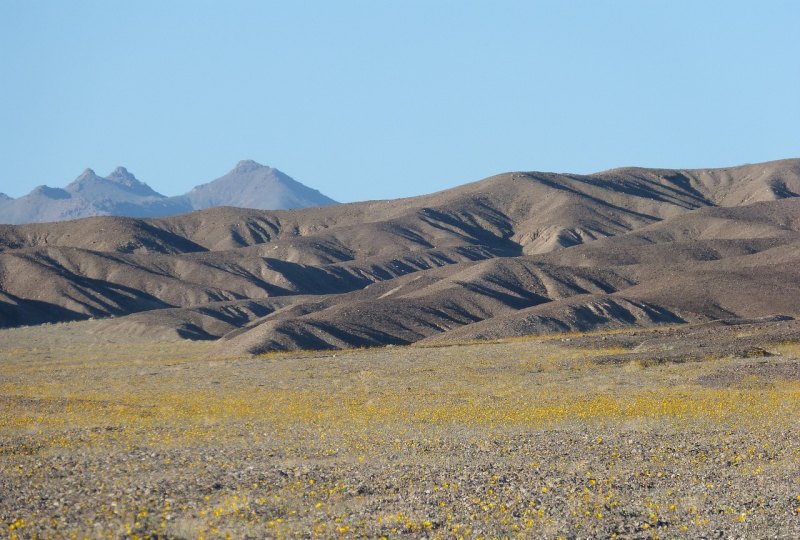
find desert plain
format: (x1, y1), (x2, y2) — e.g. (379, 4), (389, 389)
(2, 317), (800, 539)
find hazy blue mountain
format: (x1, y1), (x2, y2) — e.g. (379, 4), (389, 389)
(65, 167), (163, 200)
(184, 160), (337, 211)
(0, 162), (336, 224)
(0, 168), (189, 224)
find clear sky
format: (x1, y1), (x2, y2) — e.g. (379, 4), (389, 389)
(1, 1), (798, 202)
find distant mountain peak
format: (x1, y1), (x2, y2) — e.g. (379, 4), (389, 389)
(63, 166), (163, 199)
(108, 166), (134, 180)
(184, 160), (337, 210)
(70, 168), (102, 188)
(233, 160), (267, 173)
(76, 168), (99, 181)
(105, 166), (146, 188)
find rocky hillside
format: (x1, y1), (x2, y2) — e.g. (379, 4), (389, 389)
(1, 158), (798, 353)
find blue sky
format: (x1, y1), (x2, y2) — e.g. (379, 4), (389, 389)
(1, 1), (798, 202)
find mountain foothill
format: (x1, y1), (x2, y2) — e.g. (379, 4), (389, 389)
(1, 158), (799, 355)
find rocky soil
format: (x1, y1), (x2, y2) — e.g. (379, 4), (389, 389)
(2, 320), (800, 538)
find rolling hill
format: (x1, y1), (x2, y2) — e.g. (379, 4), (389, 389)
(1, 158), (798, 353)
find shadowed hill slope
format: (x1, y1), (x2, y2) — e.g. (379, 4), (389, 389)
(1, 158), (799, 352)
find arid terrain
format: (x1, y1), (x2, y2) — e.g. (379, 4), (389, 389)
(1, 159), (800, 353)
(2, 318), (800, 538)
(3, 159), (800, 538)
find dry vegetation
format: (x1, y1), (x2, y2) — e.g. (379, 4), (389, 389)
(2, 322), (800, 538)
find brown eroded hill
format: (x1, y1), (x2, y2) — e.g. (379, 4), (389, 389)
(1, 158), (799, 352)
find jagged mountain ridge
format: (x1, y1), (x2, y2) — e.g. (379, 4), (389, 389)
(1, 158), (799, 353)
(0, 161), (336, 224)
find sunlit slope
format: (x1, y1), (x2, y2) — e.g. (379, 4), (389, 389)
(1, 159), (799, 349)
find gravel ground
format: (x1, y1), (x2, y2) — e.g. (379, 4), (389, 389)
(2, 320), (800, 538)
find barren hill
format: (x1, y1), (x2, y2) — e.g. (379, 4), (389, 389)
(1, 158), (798, 352)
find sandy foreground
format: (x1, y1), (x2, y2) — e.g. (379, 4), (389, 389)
(2, 320), (800, 538)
